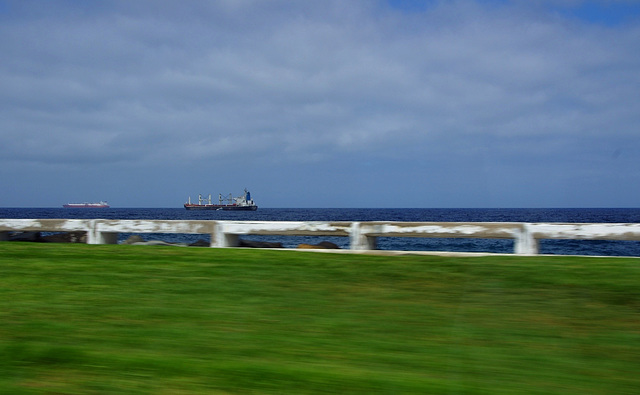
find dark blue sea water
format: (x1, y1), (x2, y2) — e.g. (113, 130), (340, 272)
(2, 208), (640, 256)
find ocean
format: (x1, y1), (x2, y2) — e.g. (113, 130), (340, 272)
(2, 208), (640, 256)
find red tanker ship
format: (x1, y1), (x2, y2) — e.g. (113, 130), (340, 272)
(63, 201), (110, 208)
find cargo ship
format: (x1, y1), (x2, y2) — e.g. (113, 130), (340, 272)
(184, 189), (257, 211)
(63, 201), (110, 208)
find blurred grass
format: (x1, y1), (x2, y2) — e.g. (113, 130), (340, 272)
(1, 242), (639, 394)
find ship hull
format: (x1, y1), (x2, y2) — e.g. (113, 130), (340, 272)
(184, 204), (257, 211)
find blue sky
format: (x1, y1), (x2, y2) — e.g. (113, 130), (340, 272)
(1, 0), (639, 208)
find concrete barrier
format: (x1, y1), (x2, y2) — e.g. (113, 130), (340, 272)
(92, 220), (215, 245)
(0, 219), (91, 238)
(1, 219), (640, 255)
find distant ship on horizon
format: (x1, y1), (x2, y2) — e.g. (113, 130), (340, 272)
(184, 189), (257, 211)
(63, 201), (110, 208)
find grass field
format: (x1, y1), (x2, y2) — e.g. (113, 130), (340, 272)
(1, 242), (639, 394)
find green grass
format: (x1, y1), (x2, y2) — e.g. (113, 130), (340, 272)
(1, 242), (639, 394)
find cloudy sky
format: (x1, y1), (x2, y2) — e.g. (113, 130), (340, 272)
(1, 0), (639, 208)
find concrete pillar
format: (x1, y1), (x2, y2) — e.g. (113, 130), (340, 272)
(86, 220), (118, 244)
(87, 231), (118, 244)
(350, 222), (377, 250)
(514, 224), (538, 255)
(213, 223), (240, 247)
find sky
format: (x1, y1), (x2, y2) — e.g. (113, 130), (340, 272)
(1, 0), (639, 208)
